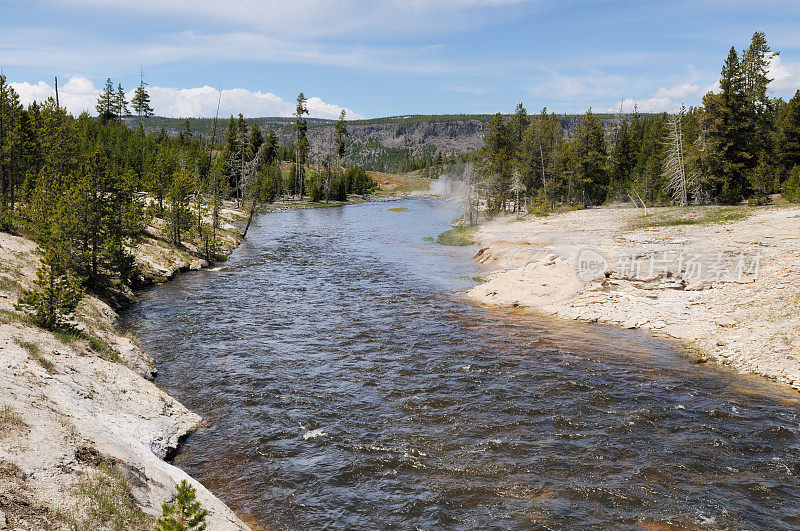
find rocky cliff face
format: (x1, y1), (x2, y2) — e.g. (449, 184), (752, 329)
(291, 118), (490, 171)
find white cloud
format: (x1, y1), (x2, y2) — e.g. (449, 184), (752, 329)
(529, 71), (627, 99)
(10, 76), (363, 119)
(697, 55), (799, 98)
(11, 76), (98, 114)
(606, 80), (710, 113)
(768, 55), (800, 93)
(700, 80), (720, 96)
(610, 97), (674, 113)
(653, 82), (700, 100)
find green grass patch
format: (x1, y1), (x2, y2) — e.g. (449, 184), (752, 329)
(14, 338), (39, 355)
(436, 225), (477, 246)
(77, 463), (150, 530)
(388, 207), (408, 212)
(422, 236), (434, 242)
(13, 337), (55, 373)
(0, 308), (28, 325)
(0, 274), (20, 292)
(629, 206), (754, 229)
(53, 330), (121, 363)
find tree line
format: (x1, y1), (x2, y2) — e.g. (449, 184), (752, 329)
(0, 75), (375, 330)
(467, 31), (800, 216)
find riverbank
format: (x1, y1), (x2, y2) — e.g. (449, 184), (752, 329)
(466, 204), (800, 392)
(0, 204), (249, 529)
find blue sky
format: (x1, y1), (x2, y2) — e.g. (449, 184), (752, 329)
(2, 0), (799, 119)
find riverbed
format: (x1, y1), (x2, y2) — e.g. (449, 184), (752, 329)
(121, 198), (800, 529)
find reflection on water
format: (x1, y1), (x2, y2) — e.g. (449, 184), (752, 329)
(121, 198), (800, 529)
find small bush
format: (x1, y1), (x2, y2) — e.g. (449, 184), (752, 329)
(783, 165), (800, 203)
(529, 188), (551, 217)
(15, 252), (83, 332)
(746, 160), (774, 204)
(158, 480), (209, 531)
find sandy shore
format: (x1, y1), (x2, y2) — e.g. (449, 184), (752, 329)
(466, 205), (800, 392)
(0, 207), (249, 529)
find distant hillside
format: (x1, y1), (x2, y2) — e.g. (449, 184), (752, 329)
(125, 112), (653, 172)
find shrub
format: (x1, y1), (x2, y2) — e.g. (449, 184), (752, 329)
(529, 188), (551, 216)
(783, 165), (800, 203)
(747, 160), (774, 204)
(15, 251), (83, 331)
(157, 480), (209, 531)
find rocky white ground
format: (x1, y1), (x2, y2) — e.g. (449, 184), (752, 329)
(467, 205), (800, 391)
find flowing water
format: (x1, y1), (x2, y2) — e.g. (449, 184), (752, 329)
(121, 198), (800, 530)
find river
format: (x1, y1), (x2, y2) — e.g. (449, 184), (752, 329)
(121, 197), (800, 529)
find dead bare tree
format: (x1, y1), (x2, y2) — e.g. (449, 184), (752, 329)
(458, 162), (478, 226)
(207, 87), (222, 249)
(662, 109), (696, 206)
(510, 169), (526, 218)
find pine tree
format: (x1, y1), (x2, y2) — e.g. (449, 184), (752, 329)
(510, 102), (529, 147)
(0, 79), (32, 229)
(742, 31), (778, 167)
(96, 78), (116, 122)
(776, 90), (800, 174)
(166, 168), (195, 245)
(334, 109), (348, 161)
(294, 93), (309, 199)
(570, 108), (609, 206)
(782, 164), (800, 202)
(224, 115), (237, 154)
(228, 114), (249, 205)
(518, 108), (563, 205)
(482, 112), (513, 210)
(264, 129), (279, 164)
(747, 159), (773, 203)
(702, 46), (754, 203)
(742, 32), (776, 111)
(131, 71), (154, 125)
(610, 121), (636, 198)
(115, 83), (128, 121)
(157, 480), (208, 531)
(16, 249), (83, 331)
(249, 122), (263, 158)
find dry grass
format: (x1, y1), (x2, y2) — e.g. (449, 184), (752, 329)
(0, 404), (26, 429)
